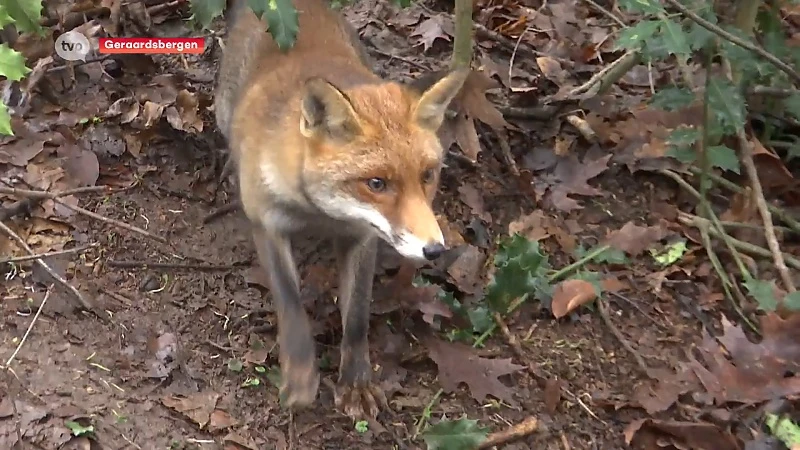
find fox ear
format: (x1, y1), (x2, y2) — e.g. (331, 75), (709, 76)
(411, 68), (468, 131)
(300, 78), (361, 140)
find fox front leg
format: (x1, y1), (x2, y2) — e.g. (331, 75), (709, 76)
(333, 234), (387, 419)
(251, 226), (319, 408)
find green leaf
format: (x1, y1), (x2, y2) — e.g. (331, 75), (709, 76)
(189, 0), (225, 29)
(391, 0), (412, 6)
(707, 145), (740, 173)
(666, 145), (696, 164)
(784, 94), (800, 121)
(241, 376), (261, 387)
(743, 276), (779, 312)
(687, 22), (715, 51)
(0, 44), (31, 82)
(266, 365), (282, 388)
(648, 239), (687, 266)
(421, 418), (488, 450)
(650, 86), (695, 111)
(65, 421), (94, 437)
(615, 20), (660, 51)
(658, 18), (690, 57)
(765, 413), (800, 448)
(250, 0), (299, 51)
(617, 0), (665, 15)
(666, 127), (700, 147)
(784, 292), (800, 311)
(227, 358), (244, 372)
(467, 306), (492, 334)
(0, 5), (14, 28)
(0, 101), (12, 136)
(5, 0), (44, 34)
(707, 76), (746, 135)
(355, 420), (369, 434)
(485, 234), (550, 313)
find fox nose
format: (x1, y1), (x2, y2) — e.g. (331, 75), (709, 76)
(422, 242), (446, 260)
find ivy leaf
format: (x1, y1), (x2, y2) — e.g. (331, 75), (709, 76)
(0, 44), (31, 82)
(707, 145), (740, 173)
(650, 86), (696, 111)
(666, 144), (696, 164)
(485, 234), (550, 313)
(189, 0), (226, 30)
(743, 277), (779, 312)
(617, 0), (665, 15)
(0, 5), (14, 28)
(422, 418), (488, 450)
(615, 20), (660, 51)
(784, 94), (800, 121)
(659, 18), (691, 57)
(784, 292), (800, 312)
(250, 0), (299, 51)
(5, 0), (44, 34)
(666, 127), (700, 147)
(707, 76), (746, 135)
(0, 102), (12, 135)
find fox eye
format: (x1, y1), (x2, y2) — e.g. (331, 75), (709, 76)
(366, 177), (387, 192)
(421, 168), (436, 184)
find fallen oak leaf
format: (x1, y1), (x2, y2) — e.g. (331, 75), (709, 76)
(602, 221), (669, 257)
(551, 279), (598, 318)
(161, 391), (220, 428)
(425, 336), (524, 405)
(411, 16), (451, 52)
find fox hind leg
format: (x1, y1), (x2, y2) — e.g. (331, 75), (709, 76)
(333, 234), (387, 419)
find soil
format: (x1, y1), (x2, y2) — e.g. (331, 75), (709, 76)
(0, 2), (737, 449)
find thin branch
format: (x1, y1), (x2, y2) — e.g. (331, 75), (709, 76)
(0, 221), (92, 310)
(1, 243), (98, 264)
(0, 186), (167, 244)
(478, 416), (540, 449)
(596, 296), (649, 374)
(687, 167), (800, 233)
(662, 0), (800, 85)
(3, 289), (51, 367)
(567, 50), (641, 98)
(106, 260), (245, 271)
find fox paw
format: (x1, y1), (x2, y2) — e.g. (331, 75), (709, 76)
(335, 383), (387, 419)
(279, 364), (320, 409)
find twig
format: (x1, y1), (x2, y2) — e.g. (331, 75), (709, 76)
(3, 289), (52, 367)
(478, 416), (539, 449)
(749, 86), (799, 96)
(596, 296), (649, 374)
(662, 0), (800, 85)
(367, 47), (430, 71)
(1, 243), (98, 264)
(0, 186), (167, 244)
(202, 201), (241, 224)
(677, 212), (800, 270)
(497, 104), (559, 120)
(581, 0), (626, 27)
(495, 131), (520, 177)
(566, 50), (641, 98)
(737, 135), (796, 292)
(0, 221), (92, 310)
(106, 260), (245, 271)
(687, 167), (800, 233)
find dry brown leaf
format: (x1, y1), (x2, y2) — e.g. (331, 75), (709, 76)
(411, 16), (451, 52)
(625, 419), (741, 450)
(603, 221), (668, 256)
(457, 70), (511, 130)
(458, 184), (491, 222)
(425, 337), (524, 404)
(536, 56), (569, 85)
(161, 392), (220, 428)
(446, 244), (486, 295)
(551, 279), (597, 318)
(208, 410), (239, 432)
(541, 154), (611, 212)
(508, 210), (552, 242)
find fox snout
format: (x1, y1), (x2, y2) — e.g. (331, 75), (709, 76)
(389, 206), (446, 262)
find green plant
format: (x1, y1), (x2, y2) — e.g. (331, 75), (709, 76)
(0, 0), (46, 135)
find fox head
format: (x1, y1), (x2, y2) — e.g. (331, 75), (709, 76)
(297, 69), (468, 262)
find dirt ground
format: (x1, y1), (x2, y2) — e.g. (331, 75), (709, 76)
(1, 0), (796, 449)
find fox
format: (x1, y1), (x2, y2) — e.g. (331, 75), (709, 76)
(214, 0), (467, 419)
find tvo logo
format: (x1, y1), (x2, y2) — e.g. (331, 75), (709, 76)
(54, 30), (90, 61)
